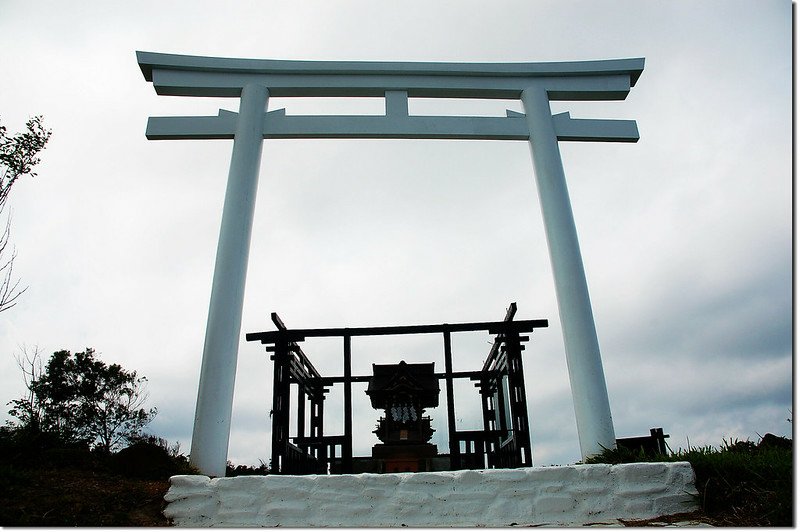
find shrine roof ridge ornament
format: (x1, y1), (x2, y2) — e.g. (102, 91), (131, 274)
(137, 51), (644, 99)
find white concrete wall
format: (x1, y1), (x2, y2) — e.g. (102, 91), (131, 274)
(164, 462), (698, 527)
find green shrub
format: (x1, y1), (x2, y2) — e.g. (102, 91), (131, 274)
(110, 440), (197, 480)
(226, 459), (269, 476)
(0, 425), (93, 469)
(39, 447), (106, 471)
(587, 434), (793, 526)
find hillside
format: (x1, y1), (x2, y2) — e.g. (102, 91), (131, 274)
(1, 434), (792, 527)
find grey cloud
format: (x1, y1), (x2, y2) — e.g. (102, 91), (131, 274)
(0, 0), (790, 469)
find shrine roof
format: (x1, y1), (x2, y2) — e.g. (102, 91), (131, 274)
(366, 361), (440, 409)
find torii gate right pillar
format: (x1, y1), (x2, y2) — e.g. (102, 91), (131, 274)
(521, 87), (616, 459)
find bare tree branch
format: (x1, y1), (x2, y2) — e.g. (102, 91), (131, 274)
(10, 344), (45, 430)
(0, 207), (27, 312)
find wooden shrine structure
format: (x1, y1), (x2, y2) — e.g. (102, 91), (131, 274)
(246, 304), (547, 474)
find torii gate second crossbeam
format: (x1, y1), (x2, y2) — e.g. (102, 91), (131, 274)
(137, 51), (644, 477)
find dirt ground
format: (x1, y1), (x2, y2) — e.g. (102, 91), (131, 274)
(0, 467), (171, 527)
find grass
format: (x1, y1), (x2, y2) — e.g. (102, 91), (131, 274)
(586, 434), (793, 526)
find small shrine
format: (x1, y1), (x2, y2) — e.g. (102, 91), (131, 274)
(367, 361), (440, 473)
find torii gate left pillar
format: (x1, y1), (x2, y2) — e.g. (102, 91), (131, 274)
(189, 84), (268, 476)
(138, 51), (644, 476)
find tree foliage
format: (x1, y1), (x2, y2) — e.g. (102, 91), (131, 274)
(7, 348), (157, 453)
(0, 116), (51, 312)
(0, 116), (51, 206)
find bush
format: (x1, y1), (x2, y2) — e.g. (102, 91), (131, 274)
(110, 436), (197, 480)
(39, 447), (105, 471)
(587, 434), (793, 526)
(226, 459), (269, 477)
(0, 425), (92, 468)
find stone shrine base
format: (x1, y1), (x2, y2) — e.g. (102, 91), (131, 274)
(164, 462), (698, 527)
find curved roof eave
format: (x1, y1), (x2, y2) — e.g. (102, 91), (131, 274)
(137, 51), (644, 88)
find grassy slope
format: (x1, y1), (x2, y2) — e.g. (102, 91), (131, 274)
(1, 436), (792, 526)
(587, 436), (793, 527)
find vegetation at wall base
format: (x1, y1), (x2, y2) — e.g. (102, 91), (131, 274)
(0, 464), (170, 526)
(586, 433), (793, 527)
(1, 426), (791, 526)
(226, 458), (270, 477)
(0, 430), (196, 526)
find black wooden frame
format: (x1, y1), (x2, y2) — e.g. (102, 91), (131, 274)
(246, 303), (547, 474)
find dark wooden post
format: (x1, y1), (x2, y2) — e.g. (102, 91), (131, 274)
(297, 385), (306, 440)
(505, 330), (532, 466)
(270, 336), (291, 473)
(496, 369), (509, 434)
(479, 386), (495, 467)
(443, 329), (460, 470)
(316, 399), (326, 470)
(342, 334), (353, 473)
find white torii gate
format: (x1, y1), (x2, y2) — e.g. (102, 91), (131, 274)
(138, 51), (644, 477)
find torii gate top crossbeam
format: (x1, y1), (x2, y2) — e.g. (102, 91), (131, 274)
(137, 52), (643, 142)
(137, 51), (643, 100)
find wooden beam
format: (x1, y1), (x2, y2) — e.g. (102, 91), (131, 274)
(246, 317), (547, 343)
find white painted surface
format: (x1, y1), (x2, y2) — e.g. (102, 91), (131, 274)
(164, 462), (698, 527)
(137, 51), (644, 99)
(190, 84), (269, 478)
(521, 87), (616, 460)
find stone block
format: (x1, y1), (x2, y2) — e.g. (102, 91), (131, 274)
(613, 462), (669, 483)
(536, 495), (578, 514)
(652, 492), (698, 514)
(169, 474), (212, 489)
(484, 497), (535, 524)
(163, 485), (215, 503)
(577, 463), (612, 481)
(385, 488), (434, 505)
(621, 497), (655, 515)
(616, 482), (669, 497)
(454, 469), (486, 485)
(484, 468), (530, 482)
(400, 471), (455, 485)
(571, 481), (612, 497)
(666, 461), (698, 487)
(538, 482), (567, 494)
(163, 497), (219, 521)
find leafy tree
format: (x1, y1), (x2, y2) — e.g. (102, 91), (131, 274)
(0, 116), (51, 312)
(0, 116), (50, 204)
(8, 348), (157, 453)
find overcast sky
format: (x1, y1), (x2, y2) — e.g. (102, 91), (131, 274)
(0, 0), (791, 468)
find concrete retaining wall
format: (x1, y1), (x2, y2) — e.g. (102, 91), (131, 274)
(164, 462), (698, 527)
